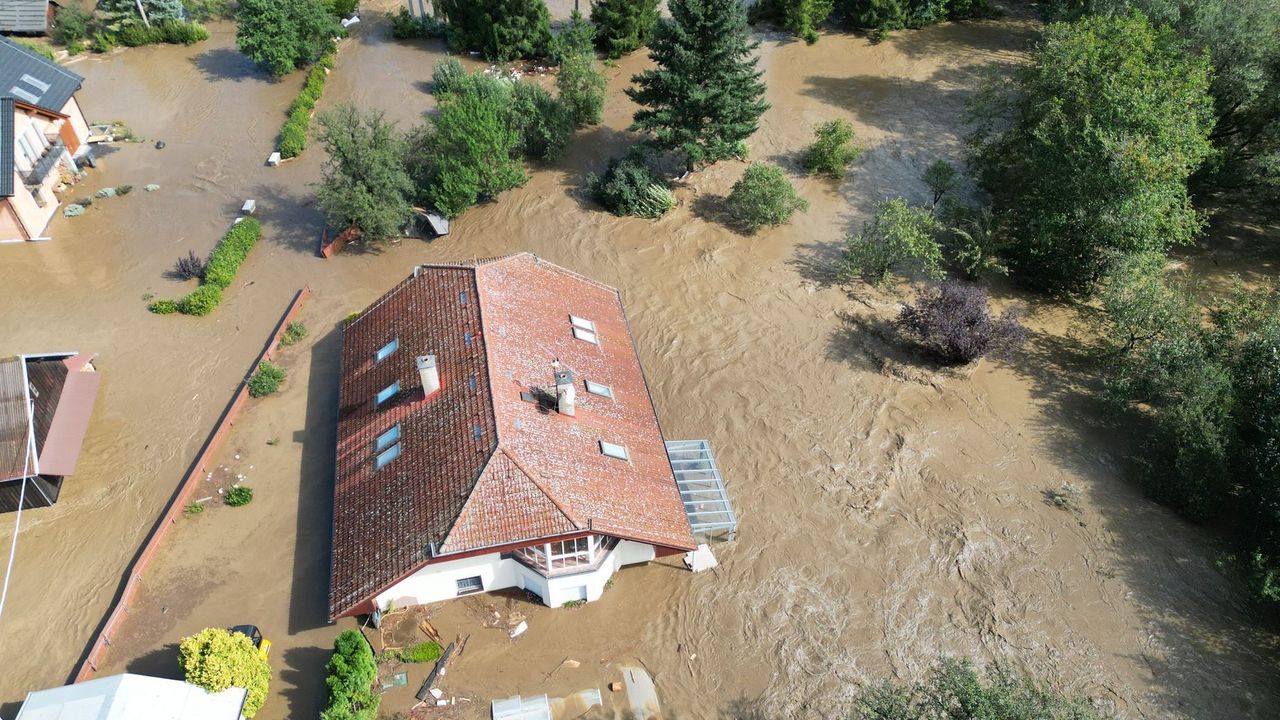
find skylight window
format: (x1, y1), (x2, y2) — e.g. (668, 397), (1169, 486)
(375, 339), (399, 362)
(571, 315), (598, 344)
(600, 441), (629, 461)
(464, 331), (474, 346)
(375, 425), (400, 452)
(473, 425), (483, 441)
(375, 443), (401, 470)
(459, 291), (468, 305)
(376, 381), (400, 406)
(468, 374), (478, 391)
(585, 380), (613, 398)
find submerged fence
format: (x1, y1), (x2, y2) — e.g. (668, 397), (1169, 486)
(73, 286), (312, 682)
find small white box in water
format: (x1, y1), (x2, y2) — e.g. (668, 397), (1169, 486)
(684, 543), (718, 573)
(267, 152), (281, 167)
(241, 199), (256, 215)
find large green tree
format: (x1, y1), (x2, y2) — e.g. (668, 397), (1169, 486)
(557, 47), (607, 127)
(1039, 0), (1280, 212)
(314, 105), (414, 243)
(590, 0), (660, 58)
(423, 72), (527, 216)
(236, 0), (341, 75)
(968, 13), (1214, 295)
(752, 0), (833, 43)
(627, 0), (769, 172)
(179, 628), (271, 718)
(437, 0), (552, 61)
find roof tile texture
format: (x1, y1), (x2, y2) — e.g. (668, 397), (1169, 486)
(330, 254), (695, 619)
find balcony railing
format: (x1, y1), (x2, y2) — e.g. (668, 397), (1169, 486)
(25, 139), (67, 187)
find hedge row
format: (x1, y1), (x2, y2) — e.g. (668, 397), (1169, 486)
(150, 219), (261, 317)
(280, 53), (336, 159)
(95, 20), (210, 52)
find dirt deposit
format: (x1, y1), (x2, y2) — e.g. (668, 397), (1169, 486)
(1, 7), (1278, 720)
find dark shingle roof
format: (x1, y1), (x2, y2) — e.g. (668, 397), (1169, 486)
(0, 35), (82, 112)
(0, 0), (50, 34)
(329, 254), (696, 619)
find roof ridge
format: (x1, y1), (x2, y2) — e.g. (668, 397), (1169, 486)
(495, 445), (584, 530)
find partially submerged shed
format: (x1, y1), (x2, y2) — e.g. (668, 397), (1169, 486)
(0, 0), (57, 35)
(0, 351), (100, 511)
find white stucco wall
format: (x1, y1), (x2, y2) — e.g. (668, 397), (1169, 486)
(377, 540), (658, 610)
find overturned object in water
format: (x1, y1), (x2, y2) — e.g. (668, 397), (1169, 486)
(154, 140), (165, 149)
(683, 543), (718, 573)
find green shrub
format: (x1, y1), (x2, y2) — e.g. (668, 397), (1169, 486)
(149, 299), (180, 314)
(589, 155), (673, 218)
(838, 197), (944, 285)
(803, 119), (861, 178)
(91, 32), (117, 53)
(557, 49), (606, 127)
(52, 5), (92, 45)
(329, 0), (358, 17)
(277, 55), (332, 159)
(117, 184), (134, 196)
(323, 630), (379, 720)
(184, 501), (205, 516)
(183, 0), (235, 21)
(117, 23), (158, 47)
(726, 162), (808, 233)
(225, 485), (254, 506)
(160, 20), (211, 45)
(180, 628), (270, 718)
(178, 284), (224, 316)
(390, 7), (445, 39)
(248, 361), (286, 397)
(204, 219), (262, 289)
(511, 81), (573, 161)
(281, 321), (308, 346)
(430, 57), (466, 98)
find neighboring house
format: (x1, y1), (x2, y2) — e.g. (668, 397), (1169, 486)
(0, 352), (100, 512)
(329, 253), (702, 619)
(0, 0), (59, 35)
(0, 34), (91, 242)
(16, 673), (248, 720)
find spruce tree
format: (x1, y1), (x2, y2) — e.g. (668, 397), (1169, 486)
(627, 0), (769, 171)
(590, 0), (660, 58)
(438, 0), (552, 62)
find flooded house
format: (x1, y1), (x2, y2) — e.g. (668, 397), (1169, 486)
(0, 352), (100, 511)
(329, 253), (734, 620)
(15, 673), (248, 719)
(0, 35), (91, 242)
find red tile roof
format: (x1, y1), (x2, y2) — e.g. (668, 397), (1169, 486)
(330, 254), (695, 619)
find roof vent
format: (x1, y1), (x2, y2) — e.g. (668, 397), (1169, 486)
(417, 354), (439, 396)
(552, 361), (575, 416)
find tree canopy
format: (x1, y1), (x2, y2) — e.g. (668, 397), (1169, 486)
(590, 0), (661, 58)
(627, 0), (769, 171)
(320, 630), (379, 720)
(314, 105), (415, 243)
(236, 0), (341, 75)
(437, 0), (552, 61)
(968, 12), (1215, 295)
(179, 628), (271, 718)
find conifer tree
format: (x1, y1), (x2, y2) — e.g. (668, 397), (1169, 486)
(438, 0), (552, 62)
(590, 0), (660, 58)
(627, 0), (768, 171)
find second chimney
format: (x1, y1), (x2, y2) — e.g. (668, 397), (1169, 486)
(553, 365), (576, 416)
(417, 354), (440, 397)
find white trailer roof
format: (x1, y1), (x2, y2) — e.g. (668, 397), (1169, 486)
(17, 674), (247, 720)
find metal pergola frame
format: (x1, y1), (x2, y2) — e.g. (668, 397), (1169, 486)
(666, 439), (737, 543)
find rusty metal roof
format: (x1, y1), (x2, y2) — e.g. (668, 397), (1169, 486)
(330, 254), (695, 619)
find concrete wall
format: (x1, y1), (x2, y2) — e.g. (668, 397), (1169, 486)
(378, 540), (658, 609)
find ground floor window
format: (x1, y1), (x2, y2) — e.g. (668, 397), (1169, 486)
(456, 575), (483, 596)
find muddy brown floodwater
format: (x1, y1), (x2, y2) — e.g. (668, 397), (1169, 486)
(2, 5), (1278, 719)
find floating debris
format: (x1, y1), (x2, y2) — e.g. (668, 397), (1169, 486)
(63, 204), (85, 217)
(145, 184), (160, 192)
(94, 187), (117, 199)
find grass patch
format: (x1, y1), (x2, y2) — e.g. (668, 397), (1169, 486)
(184, 501), (205, 516)
(225, 486), (253, 507)
(248, 361), (286, 398)
(280, 321), (307, 346)
(562, 599), (585, 608)
(379, 641), (441, 664)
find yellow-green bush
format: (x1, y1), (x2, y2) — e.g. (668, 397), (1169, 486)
(204, 219), (261, 289)
(180, 628), (270, 718)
